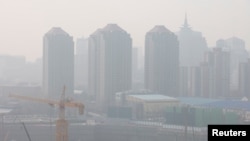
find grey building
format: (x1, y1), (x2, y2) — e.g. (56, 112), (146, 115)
(145, 25), (179, 97)
(43, 27), (74, 98)
(203, 47), (230, 98)
(176, 15), (208, 67)
(88, 24), (132, 110)
(199, 62), (214, 98)
(216, 37), (248, 91)
(179, 66), (189, 96)
(239, 58), (250, 98)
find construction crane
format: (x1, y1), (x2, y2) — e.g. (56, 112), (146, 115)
(9, 86), (84, 141)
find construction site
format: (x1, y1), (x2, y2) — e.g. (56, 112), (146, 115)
(0, 87), (210, 141)
(1, 87), (250, 141)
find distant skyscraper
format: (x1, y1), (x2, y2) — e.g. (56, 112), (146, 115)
(216, 37), (248, 91)
(145, 25), (179, 96)
(203, 47), (230, 98)
(75, 37), (88, 90)
(88, 24), (132, 109)
(43, 27), (74, 98)
(177, 14), (208, 67)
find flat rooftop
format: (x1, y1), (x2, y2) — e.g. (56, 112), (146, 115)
(0, 108), (12, 114)
(128, 94), (179, 102)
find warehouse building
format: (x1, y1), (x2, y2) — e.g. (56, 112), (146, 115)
(125, 94), (179, 120)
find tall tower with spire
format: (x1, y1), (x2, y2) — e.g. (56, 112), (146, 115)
(177, 14), (208, 67)
(183, 13), (189, 28)
(177, 14), (208, 96)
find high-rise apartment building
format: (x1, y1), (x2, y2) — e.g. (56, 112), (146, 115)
(181, 47), (230, 98)
(216, 37), (248, 91)
(203, 47), (230, 98)
(88, 24), (132, 109)
(43, 27), (74, 98)
(145, 25), (179, 97)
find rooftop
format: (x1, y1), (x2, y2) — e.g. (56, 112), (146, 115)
(178, 97), (250, 111)
(178, 97), (219, 105)
(200, 100), (250, 111)
(45, 27), (69, 36)
(148, 25), (172, 33)
(0, 107), (12, 114)
(128, 94), (179, 102)
(102, 24), (126, 32)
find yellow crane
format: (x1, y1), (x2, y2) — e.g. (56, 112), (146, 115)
(9, 86), (84, 141)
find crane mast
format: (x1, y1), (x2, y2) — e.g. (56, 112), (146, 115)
(9, 86), (84, 141)
(57, 86), (67, 141)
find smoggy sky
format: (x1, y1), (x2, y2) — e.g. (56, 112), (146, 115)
(0, 0), (249, 62)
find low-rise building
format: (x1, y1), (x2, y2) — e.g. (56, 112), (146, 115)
(125, 94), (179, 119)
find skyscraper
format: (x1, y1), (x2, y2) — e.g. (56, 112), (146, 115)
(43, 27), (74, 98)
(203, 47), (230, 98)
(177, 14), (208, 67)
(88, 24), (132, 109)
(216, 37), (248, 91)
(145, 25), (179, 96)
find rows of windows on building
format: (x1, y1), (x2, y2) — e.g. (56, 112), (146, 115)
(0, 16), (250, 111)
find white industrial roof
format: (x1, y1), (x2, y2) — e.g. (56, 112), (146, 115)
(0, 108), (12, 114)
(128, 94), (178, 102)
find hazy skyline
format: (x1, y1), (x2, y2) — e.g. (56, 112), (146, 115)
(0, 0), (249, 61)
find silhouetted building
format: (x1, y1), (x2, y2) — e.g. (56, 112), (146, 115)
(75, 37), (88, 90)
(177, 14), (208, 67)
(43, 27), (74, 98)
(145, 25), (179, 97)
(88, 24), (132, 110)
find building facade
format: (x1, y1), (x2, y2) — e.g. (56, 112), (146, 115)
(176, 14), (208, 67)
(145, 25), (179, 97)
(202, 48), (230, 98)
(216, 37), (248, 91)
(88, 24), (132, 110)
(43, 27), (74, 98)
